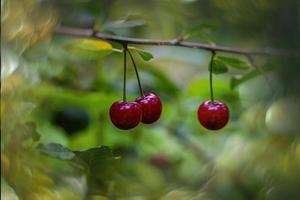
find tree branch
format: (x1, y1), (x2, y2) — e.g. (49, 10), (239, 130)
(54, 26), (290, 56)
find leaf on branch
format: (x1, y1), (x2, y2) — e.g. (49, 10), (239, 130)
(73, 146), (119, 180)
(128, 47), (154, 61)
(216, 56), (250, 70)
(38, 143), (76, 160)
(64, 39), (112, 60)
(210, 59), (228, 74)
(74, 146), (116, 165)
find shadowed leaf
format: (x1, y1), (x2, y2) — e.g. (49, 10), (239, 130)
(129, 47), (154, 61)
(210, 59), (228, 74)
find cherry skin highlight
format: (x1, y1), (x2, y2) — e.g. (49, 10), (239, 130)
(197, 100), (229, 130)
(135, 93), (162, 124)
(109, 101), (142, 130)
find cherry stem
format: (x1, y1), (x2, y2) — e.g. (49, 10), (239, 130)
(128, 50), (144, 97)
(123, 44), (128, 102)
(209, 51), (216, 103)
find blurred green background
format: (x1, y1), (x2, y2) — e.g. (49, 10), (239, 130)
(1, 0), (300, 199)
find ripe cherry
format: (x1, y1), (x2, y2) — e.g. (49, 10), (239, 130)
(109, 101), (142, 130)
(197, 100), (229, 130)
(135, 93), (162, 124)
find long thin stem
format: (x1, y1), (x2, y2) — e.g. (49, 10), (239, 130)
(209, 51), (216, 103)
(128, 50), (144, 97)
(123, 44), (127, 102)
(54, 26), (290, 56)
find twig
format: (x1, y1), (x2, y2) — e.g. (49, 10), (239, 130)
(54, 26), (290, 56)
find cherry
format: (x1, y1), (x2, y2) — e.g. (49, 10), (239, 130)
(197, 100), (229, 130)
(135, 93), (162, 124)
(109, 101), (142, 130)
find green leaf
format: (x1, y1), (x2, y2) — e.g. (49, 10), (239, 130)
(74, 146), (116, 166)
(210, 59), (228, 74)
(128, 47), (154, 61)
(74, 146), (118, 178)
(64, 39), (112, 60)
(38, 143), (75, 160)
(72, 147), (119, 193)
(216, 56), (250, 70)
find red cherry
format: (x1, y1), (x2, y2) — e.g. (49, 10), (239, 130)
(109, 101), (142, 130)
(197, 100), (229, 130)
(135, 93), (162, 124)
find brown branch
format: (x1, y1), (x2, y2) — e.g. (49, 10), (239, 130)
(54, 26), (290, 56)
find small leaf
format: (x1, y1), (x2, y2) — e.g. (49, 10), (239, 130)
(210, 59), (228, 74)
(128, 47), (154, 61)
(38, 143), (75, 160)
(216, 56), (250, 70)
(64, 39), (112, 60)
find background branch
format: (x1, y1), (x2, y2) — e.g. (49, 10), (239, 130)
(54, 26), (290, 56)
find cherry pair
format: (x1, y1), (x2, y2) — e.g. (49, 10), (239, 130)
(109, 45), (162, 130)
(110, 93), (162, 130)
